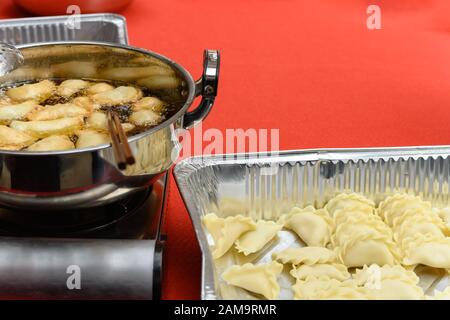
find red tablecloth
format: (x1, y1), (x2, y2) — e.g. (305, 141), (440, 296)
(2, 0), (450, 299)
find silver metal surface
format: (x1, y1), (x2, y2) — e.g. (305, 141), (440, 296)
(0, 237), (156, 299)
(0, 42), (219, 210)
(0, 43), (23, 77)
(174, 146), (450, 299)
(0, 14), (129, 45)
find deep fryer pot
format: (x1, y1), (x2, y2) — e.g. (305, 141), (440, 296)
(0, 42), (220, 210)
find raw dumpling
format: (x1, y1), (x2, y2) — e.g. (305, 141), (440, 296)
(0, 125), (36, 150)
(378, 194), (432, 227)
(235, 220), (282, 255)
(292, 276), (366, 300)
(279, 206), (331, 247)
(272, 247), (337, 265)
(332, 215), (393, 247)
(0, 100), (42, 123)
(76, 129), (110, 148)
(337, 233), (397, 267)
(56, 79), (90, 97)
(6, 80), (55, 102)
(92, 86), (142, 105)
(27, 103), (90, 121)
(129, 109), (163, 127)
(85, 82), (115, 95)
(202, 213), (256, 259)
(222, 261), (283, 300)
(290, 263), (350, 281)
(353, 264), (423, 300)
(325, 193), (375, 217)
(10, 116), (84, 138)
(86, 112), (134, 132)
(402, 233), (450, 268)
(27, 135), (74, 151)
(133, 97), (165, 112)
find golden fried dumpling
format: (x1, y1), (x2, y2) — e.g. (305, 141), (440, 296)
(72, 96), (95, 112)
(86, 111), (135, 132)
(27, 103), (90, 121)
(234, 220), (282, 255)
(85, 82), (114, 95)
(0, 100), (42, 123)
(27, 135), (74, 151)
(6, 80), (55, 102)
(92, 86), (142, 105)
(129, 109), (163, 127)
(56, 79), (90, 97)
(0, 125), (37, 150)
(201, 213), (256, 259)
(76, 129), (110, 148)
(222, 261), (283, 300)
(133, 97), (165, 112)
(272, 247), (337, 265)
(10, 116), (84, 138)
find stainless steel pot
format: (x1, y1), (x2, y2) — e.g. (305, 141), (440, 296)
(0, 42), (220, 210)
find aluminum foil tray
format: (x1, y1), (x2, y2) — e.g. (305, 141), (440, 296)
(0, 13), (128, 45)
(174, 146), (450, 299)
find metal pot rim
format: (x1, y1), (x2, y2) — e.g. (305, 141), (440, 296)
(0, 41), (197, 156)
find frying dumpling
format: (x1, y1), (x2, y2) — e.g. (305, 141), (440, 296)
(402, 233), (450, 268)
(272, 247), (337, 265)
(0, 100), (42, 123)
(10, 116), (84, 138)
(72, 96), (95, 112)
(85, 82), (114, 95)
(202, 213), (256, 259)
(27, 135), (74, 151)
(92, 86), (142, 105)
(129, 109), (163, 127)
(0, 125), (37, 150)
(279, 206), (331, 247)
(6, 80), (55, 102)
(133, 97), (165, 112)
(86, 112), (135, 132)
(235, 220), (282, 255)
(290, 263), (350, 281)
(76, 129), (110, 148)
(222, 261), (283, 300)
(27, 103), (90, 121)
(56, 79), (90, 97)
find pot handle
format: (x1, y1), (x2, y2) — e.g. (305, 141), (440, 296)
(183, 49), (220, 129)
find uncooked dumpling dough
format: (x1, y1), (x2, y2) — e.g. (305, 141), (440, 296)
(202, 213), (256, 259)
(272, 247), (337, 265)
(222, 261), (283, 300)
(279, 206), (331, 247)
(235, 220), (282, 255)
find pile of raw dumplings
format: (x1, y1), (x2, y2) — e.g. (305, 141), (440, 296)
(201, 193), (450, 300)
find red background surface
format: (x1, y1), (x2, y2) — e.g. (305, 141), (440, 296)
(2, 0), (450, 299)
